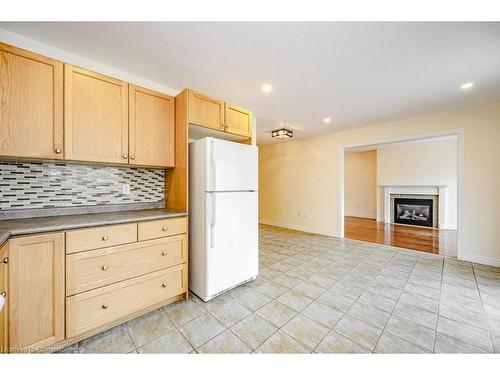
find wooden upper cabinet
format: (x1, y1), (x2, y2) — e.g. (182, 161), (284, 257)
(129, 85), (175, 167)
(188, 90), (225, 131)
(225, 103), (252, 138)
(8, 233), (65, 352)
(0, 43), (63, 160)
(64, 64), (129, 164)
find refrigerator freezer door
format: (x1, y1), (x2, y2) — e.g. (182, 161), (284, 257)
(204, 191), (258, 299)
(207, 138), (258, 192)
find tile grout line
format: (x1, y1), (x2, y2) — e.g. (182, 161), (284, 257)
(435, 262), (495, 353)
(371, 251), (420, 353)
(471, 263), (495, 352)
(432, 256), (445, 353)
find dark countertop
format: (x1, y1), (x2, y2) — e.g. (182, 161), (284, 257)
(0, 208), (188, 247)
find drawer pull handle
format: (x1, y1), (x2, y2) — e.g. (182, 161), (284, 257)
(102, 304), (109, 309)
(162, 251), (168, 256)
(102, 235), (109, 241)
(101, 265), (108, 271)
(162, 283), (168, 288)
(162, 227), (168, 232)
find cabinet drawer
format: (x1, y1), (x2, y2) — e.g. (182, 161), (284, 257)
(66, 234), (187, 296)
(138, 217), (187, 241)
(66, 223), (138, 254)
(66, 264), (187, 338)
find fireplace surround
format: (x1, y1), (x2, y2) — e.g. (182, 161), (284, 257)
(382, 185), (448, 229)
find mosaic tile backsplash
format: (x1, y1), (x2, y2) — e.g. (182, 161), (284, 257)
(0, 160), (164, 210)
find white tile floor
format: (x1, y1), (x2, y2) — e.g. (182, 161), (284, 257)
(59, 224), (500, 353)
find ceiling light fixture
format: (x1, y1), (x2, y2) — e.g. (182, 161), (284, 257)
(460, 82), (475, 91)
(323, 117), (332, 123)
(271, 128), (293, 139)
(261, 83), (273, 93)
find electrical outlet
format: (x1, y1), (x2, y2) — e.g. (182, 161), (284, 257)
(122, 184), (130, 195)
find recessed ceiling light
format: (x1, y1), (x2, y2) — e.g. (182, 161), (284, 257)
(460, 82), (475, 91)
(323, 117), (332, 124)
(261, 84), (273, 93)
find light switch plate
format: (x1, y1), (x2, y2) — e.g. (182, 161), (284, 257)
(122, 184), (131, 195)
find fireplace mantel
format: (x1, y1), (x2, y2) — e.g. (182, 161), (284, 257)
(381, 185), (449, 229)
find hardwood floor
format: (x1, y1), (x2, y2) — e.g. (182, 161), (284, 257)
(344, 216), (457, 255)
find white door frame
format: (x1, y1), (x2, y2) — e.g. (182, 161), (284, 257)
(338, 128), (465, 259)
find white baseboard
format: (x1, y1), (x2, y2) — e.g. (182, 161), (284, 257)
(345, 213), (377, 220)
(461, 254), (500, 267)
(259, 220), (338, 238)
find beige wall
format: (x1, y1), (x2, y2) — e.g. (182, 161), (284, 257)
(344, 151), (377, 219)
(376, 137), (458, 228)
(259, 101), (500, 266)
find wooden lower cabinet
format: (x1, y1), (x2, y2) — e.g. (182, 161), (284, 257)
(138, 217), (188, 241)
(65, 223), (138, 254)
(2, 216), (188, 352)
(7, 233), (65, 352)
(0, 244), (8, 353)
(66, 264), (187, 338)
(66, 234), (187, 295)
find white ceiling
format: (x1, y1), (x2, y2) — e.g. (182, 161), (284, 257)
(2, 22), (500, 145)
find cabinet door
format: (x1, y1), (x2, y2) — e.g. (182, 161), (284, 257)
(224, 103), (252, 138)
(188, 90), (225, 131)
(64, 64), (129, 164)
(0, 43), (63, 160)
(129, 85), (175, 167)
(0, 244), (8, 353)
(8, 233), (65, 352)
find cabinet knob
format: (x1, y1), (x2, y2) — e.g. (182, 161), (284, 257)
(102, 235), (109, 241)
(55, 148), (62, 154)
(130, 156), (135, 160)
(101, 265), (108, 271)
(162, 227), (168, 232)
(102, 304), (109, 309)
(123, 155), (128, 159)
(161, 251), (168, 256)
(1, 291), (6, 298)
(2, 257), (8, 264)
(162, 283), (168, 288)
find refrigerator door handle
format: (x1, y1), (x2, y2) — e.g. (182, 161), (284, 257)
(210, 193), (216, 248)
(210, 157), (216, 191)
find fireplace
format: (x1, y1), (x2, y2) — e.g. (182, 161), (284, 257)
(383, 186), (445, 229)
(394, 197), (434, 228)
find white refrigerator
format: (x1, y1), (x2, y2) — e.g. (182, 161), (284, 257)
(189, 137), (258, 301)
